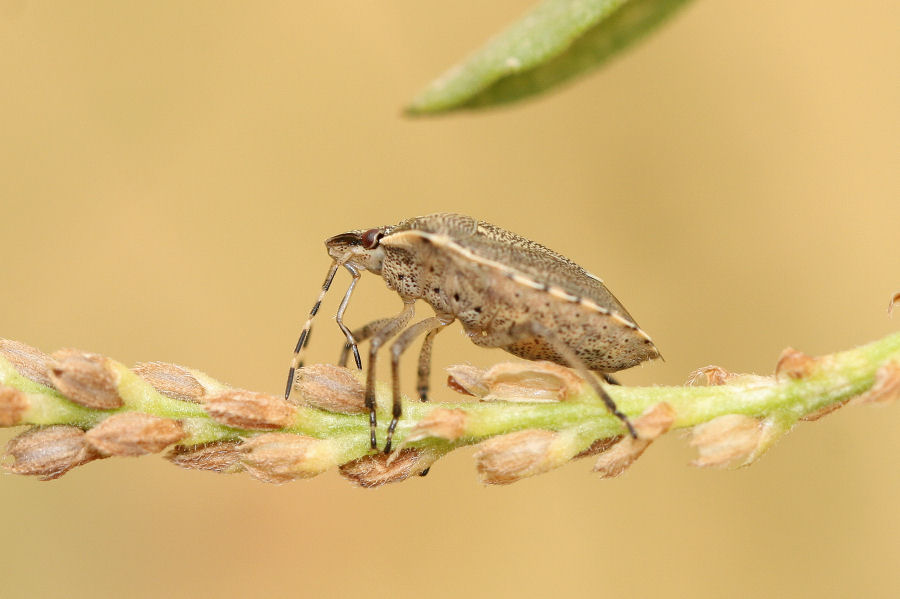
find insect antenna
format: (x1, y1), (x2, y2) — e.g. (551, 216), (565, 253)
(285, 258), (342, 400)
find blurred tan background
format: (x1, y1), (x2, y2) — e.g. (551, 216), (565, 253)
(1, 1), (897, 598)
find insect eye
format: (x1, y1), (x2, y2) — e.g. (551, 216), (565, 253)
(361, 228), (383, 249)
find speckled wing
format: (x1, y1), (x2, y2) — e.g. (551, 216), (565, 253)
(395, 213), (639, 325)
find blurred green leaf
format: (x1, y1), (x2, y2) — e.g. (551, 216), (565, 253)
(406, 0), (693, 116)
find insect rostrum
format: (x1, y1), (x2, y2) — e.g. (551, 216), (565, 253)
(286, 213), (660, 453)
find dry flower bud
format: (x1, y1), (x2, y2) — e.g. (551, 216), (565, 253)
(690, 414), (762, 468)
(205, 389), (296, 430)
(474, 429), (557, 485)
(0, 385), (29, 426)
(446, 361), (585, 402)
(775, 347), (817, 380)
(482, 361), (585, 402)
(802, 400), (849, 421)
(340, 449), (434, 488)
(851, 359), (900, 406)
(0, 339), (54, 387)
(85, 413), (186, 456)
(133, 361), (206, 403)
(167, 441), (244, 473)
(49, 349), (123, 409)
(445, 365), (489, 397)
(5, 425), (102, 480)
(686, 365), (736, 386)
(241, 433), (337, 483)
(593, 402), (675, 478)
(293, 364), (366, 413)
(406, 408), (468, 442)
(574, 435), (622, 459)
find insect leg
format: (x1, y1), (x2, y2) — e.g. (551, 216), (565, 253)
(365, 301), (416, 450)
(509, 321), (637, 439)
(337, 318), (393, 367)
(334, 264), (363, 370)
(602, 373), (621, 386)
(285, 259), (342, 400)
(416, 319), (448, 476)
(416, 320), (451, 402)
(415, 318), (448, 476)
(385, 316), (454, 453)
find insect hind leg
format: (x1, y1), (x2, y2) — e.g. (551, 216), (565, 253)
(602, 373), (621, 386)
(508, 321), (637, 439)
(416, 321), (450, 403)
(416, 325), (439, 482)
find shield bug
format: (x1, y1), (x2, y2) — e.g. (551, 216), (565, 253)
(286, 213), (660, 453)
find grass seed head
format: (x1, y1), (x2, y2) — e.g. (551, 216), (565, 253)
(686, 365), (736, 386)
(167, 441), (245, 473)
(133, 361), (206, 403)
(339, 449), (434, 488)
(593, 402), (675, 478)
(49, 349), (123, 409)
(482, 361), (585, 402)
(0, 339), (54, 387)
(775, 347), (818, 380)
(86, 413), (186, 457)
(446, 361), (585, 402)
(0, 385), (29, 426)
(690, 414), (763, 468)
(204, 390), (296, 430)
(240, 433), (338, 483)
(474, 429), (558, 485)
(406, 408), (468, 442)
(445, 365), (489, 397)
(293, 364), (366, 414)
(5, 425), (102, 480)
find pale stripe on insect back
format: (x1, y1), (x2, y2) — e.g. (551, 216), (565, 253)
(546, 285), (581, 303)
(401, 230), (655, 343)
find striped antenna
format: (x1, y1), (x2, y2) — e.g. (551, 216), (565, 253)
(284, 257), (345, 400)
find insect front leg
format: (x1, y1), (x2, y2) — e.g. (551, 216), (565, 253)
(385, 316), (454, 453)
(508, 321), (637, 439)
(365, 301), (416, 450)
(334, 264), (363, 370)
(337, 318), (393, 367)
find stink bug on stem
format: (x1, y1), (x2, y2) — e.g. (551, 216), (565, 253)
(286, 213), (660, 453)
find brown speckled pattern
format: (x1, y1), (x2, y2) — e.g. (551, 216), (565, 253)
(376, 213), (660, 373)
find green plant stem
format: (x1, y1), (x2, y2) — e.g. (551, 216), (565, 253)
(2, 332), (898, 462)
